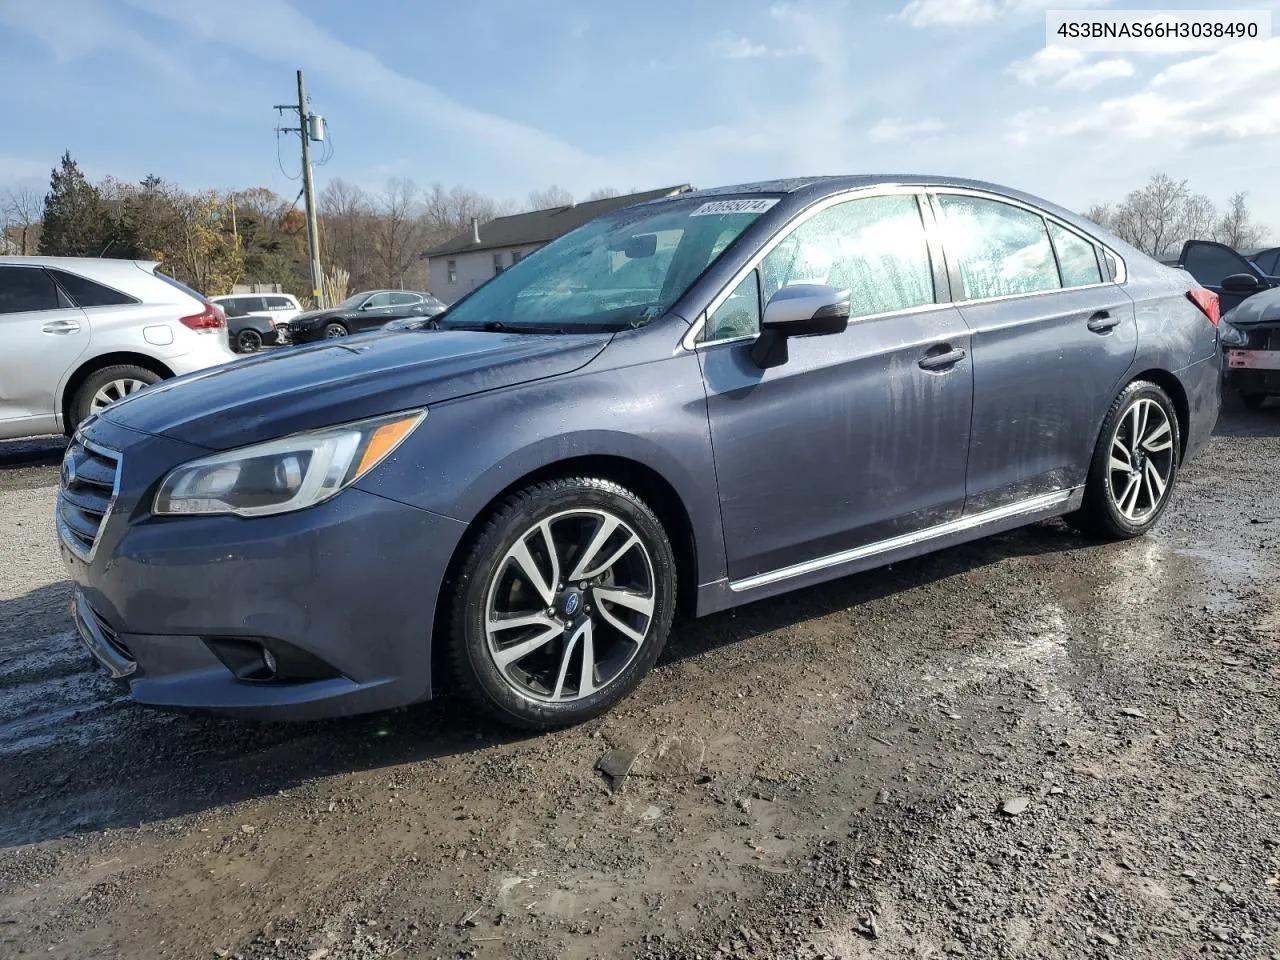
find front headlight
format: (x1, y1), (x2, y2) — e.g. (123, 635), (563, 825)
(153, 410), (426, 517)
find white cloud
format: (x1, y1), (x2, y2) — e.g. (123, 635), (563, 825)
(901, 0), (1109, 28)
(1010, 46), (1133, 90)
(1008, 38), (1280, 144)
(869, 117), (946, 143)
(711, 36), (783, 59)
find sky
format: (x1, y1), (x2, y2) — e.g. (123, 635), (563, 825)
(2, 0), (1280, 233)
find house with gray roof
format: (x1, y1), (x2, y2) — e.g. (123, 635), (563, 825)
(424, 185), (692, 303)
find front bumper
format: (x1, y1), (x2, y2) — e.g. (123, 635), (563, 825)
(1225, 348), (1280, 396)
(61, 420), (468, 720)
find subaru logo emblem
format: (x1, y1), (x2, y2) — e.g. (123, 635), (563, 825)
(563, 593), (581, 616)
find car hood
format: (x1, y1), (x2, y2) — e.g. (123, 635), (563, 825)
(101, 329), (612, 450)
(290, 307), (349, 324)
(1223, 287), (1280, 328)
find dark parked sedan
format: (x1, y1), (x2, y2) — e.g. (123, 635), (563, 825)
(287, 289), (445, 343)
(58, 175), (1220, 728)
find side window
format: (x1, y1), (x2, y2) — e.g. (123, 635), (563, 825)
(761, 194), (935, 319)
(1181, 242), (1251, 288)
(390, 292), (421, 306)
(937, 195), (1060, 300)
(0, 266), (62, 314)
(704, 270), (761, 341)
(363, 292), (393, 309)
(493, 253), (505, 275)
(447, 260), (458, 283)
(1048, 223), (1102, 288)
(1102, 250), (1118, 281)
(47, 269), (137, 307)
(1251, 249), (1280, 276)
(265, 296), (292, 309)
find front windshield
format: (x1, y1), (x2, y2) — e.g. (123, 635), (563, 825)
(440, 196), (774, 331)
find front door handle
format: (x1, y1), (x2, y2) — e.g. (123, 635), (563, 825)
(1086, 311), (1121, 333)
(918, 345), (967, 371)
(41, 319), (81, 335)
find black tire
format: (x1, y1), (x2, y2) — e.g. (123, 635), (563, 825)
(236, 329), (263, 353)
(1240, 392), (1268, 410)
(448, 477), (677, 730)
(323, 322), (348, 339)
(1068, 380), (1181, 540)
(68, 364), (162, 432)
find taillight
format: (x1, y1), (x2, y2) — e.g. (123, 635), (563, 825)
(179, 302), (226, 333)
(1187, 288), (1220, 327)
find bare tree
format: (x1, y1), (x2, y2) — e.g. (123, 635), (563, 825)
(585, 186), (621, 201)
(1214, 192), (1267, 249)
(371, 178), (427, 289)
(1111, 174), (1192, 258)
(319, 178), (376, 290)
(526, 185), (573, 211)
(1082, 203), (1114, 231)
(422, 184), (514, 242)
(1181, 191), (1218, 246)
(3, 185), (43, 254)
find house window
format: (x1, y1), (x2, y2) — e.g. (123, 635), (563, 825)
(511, 250), (522, 265)
(446, 260), (457, 284)
(493, 253), (505, 275)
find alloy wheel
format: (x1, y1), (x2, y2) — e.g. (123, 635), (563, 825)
(89, 378), (149, 413)
(484, 509), (656, 703)
(1107, 397), (1175, 522)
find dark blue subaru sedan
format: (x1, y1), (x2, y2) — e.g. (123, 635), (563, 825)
(58, 176), (1221, 728)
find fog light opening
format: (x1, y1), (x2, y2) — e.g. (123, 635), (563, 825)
(204, 637), (342, 684)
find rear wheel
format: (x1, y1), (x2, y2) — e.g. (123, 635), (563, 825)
(69, 364), (161, 431)
(448, 477), (677, 730)
(323, 322), (348, 339)
(1068, 380), (1180, 540)
(1240, 392), (1268, 410)
(236, 329), (263, 353)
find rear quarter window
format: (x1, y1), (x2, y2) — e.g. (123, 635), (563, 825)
(48, 269), (139, 307)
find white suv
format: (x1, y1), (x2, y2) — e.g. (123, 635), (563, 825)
(0, 257), (236, 440)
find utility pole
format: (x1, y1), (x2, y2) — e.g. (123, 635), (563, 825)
(275, 70), (326, 308)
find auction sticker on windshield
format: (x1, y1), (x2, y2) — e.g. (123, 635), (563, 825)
(690, 198), (779, 216)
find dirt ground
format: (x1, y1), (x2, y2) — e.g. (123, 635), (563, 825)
(1, 400), (1278, 960)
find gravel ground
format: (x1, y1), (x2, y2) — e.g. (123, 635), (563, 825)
(1, 400), (1278, 960)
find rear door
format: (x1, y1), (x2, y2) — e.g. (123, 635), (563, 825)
(1179, 240), (1271, 312)
(0, 265), (90, 437)
(932, 191), (1137, 513)
(698, 191), (974, 583)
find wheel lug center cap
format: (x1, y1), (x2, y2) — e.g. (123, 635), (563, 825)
(559, 591), (583, 618)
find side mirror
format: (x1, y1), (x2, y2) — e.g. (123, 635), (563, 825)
(1222, 272), (1263, 294)
(751, 284), (851, 369)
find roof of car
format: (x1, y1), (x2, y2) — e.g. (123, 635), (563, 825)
(0, 256), (160, 272)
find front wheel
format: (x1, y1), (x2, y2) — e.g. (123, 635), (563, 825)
(1068, 380), (1180, 540)
(323, 322), (348, 339)
(448, 478), (677, 729)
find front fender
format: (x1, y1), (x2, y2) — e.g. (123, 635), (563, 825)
(355, 349), (728, 591)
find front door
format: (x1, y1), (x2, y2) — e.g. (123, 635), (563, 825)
(698, 192), (974, 584)
(0, 265), (90, 438)
(1179, 239), (1271, 313)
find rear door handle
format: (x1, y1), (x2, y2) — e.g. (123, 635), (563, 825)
(1086, 311), (1121, 333)
(918, 345), (967, 371)
(41, 319), (81, 335)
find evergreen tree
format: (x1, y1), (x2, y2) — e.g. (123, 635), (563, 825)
(39, 151), (108, 256)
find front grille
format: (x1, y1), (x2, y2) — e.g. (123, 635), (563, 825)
(57, 437), (120, 561)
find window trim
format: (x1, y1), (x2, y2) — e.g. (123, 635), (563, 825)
(927, 188), (1127, 306)
(45, 268), (139, 309)
(683, 185), (944, 350)
(1046, 219), (1104, 290)
(682, 184), (1129, 351)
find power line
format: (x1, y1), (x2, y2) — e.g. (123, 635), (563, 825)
(274, 70), (326, 308)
